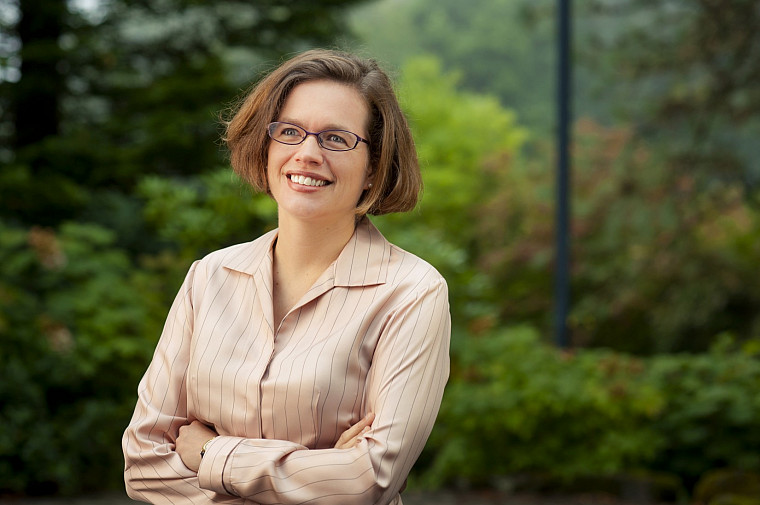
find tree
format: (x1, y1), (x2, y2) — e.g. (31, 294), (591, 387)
(1, 0), (80, 225)
(0, 0), (369, 228)
(582, 0), (760, 190)
(349, 0), (557, 133)
(373, 56), (527, 341)
(11, 0), (65, 149)
(0, 0), (370, 495)
(474, 118), (760, 353)
(351, 0), (760, 352)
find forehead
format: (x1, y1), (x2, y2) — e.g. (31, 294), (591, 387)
(279, 80), (369, 133)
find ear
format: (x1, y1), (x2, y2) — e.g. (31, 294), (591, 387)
(364, 172), (375, 190)
(363, 165), (374, 191)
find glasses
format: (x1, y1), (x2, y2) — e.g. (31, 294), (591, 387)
(267, 122), (369, 152)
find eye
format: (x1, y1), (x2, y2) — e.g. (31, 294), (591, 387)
(322, 132), (349, 146)
(281, 127), (301, 137)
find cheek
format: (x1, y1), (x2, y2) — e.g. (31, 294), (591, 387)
(265, 158), (282, 196)
(267, 140), (289, 164)
(267, 146), (287, 179)
(265, 161), (274, 185)
(266, 146), (276, 171)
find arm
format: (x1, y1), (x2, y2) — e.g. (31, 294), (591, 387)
(196, 278), (451, 504)
(122, 261), (234, 504)
(175, 413), (375, 473)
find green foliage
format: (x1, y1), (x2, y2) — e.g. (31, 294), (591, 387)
(417, 329), (760, 493)
(582, 0), (760, 186)
(352, 0), (760, 353)
(350, 0), (556, 132)
(567, 127), (760, 352)
(0, 167), (279, 494)
(466, 118), (760, 353)
(353, 0), (760, 187)
(374, 56), (527, 339)
(420, 327), (664, 487)
(648, 338), (760, 482)
(138, 169), (278, 262)
(694, 469), (760, 505)
(397, 57), (526, 231)
(2, 0), (369, 227)
(0, 220), (162, 494)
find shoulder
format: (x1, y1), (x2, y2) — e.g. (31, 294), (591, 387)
(358, 218), (446, 290)
(378, 243), (451, 330)
(380, 242), (449, 311)
(387, 242), (446, 287)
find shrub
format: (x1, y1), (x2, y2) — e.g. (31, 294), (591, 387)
(0, 172), (276, 496)
(417, 328), (760, 494)
(648, 337), (760, 485)
(0, 221), (164, 495)
(419, 326), (665, 487)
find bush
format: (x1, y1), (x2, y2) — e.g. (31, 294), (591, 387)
(417, 328), (760, 494)
(0, 172), (277, 496)
(419, 326), (665, 487)
(0, 220), (165, 495)
(3, 165), (759, 496)
(471, 119), (760, 354)
(648, 337), (760, 485)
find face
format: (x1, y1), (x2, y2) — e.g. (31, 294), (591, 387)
(267, 80), (371, 227)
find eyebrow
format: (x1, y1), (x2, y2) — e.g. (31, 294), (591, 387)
(278, 118), (362, 135)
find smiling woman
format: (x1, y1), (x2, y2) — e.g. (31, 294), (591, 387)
(266, 80), (371, 222)
(121, 49), (451, 505)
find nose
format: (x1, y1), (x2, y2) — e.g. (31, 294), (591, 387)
(294, 134), (324, 165)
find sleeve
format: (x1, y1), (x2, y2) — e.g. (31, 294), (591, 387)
(122, 261), (238, 504)
(195, 277), (451, 505)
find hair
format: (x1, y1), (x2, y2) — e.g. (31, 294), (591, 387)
(224, 49), (421, 216)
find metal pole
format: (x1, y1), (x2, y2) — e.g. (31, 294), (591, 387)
(554, 0), (572, 348)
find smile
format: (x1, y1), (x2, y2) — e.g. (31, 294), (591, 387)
(288, 174), (329, 187)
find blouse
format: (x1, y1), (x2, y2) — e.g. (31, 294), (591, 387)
(121, 218), (451, 505)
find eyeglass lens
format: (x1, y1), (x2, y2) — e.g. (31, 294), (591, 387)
(268, 122), (360, 151)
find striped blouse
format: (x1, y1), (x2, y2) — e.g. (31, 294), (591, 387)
(122, 218), (451, 505)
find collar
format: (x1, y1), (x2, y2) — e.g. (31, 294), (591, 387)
(221, 218), (390, 288)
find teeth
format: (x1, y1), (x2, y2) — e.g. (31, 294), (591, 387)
(291, 175), (327, 187)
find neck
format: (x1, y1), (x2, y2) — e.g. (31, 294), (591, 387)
(273, 213), (359, 274)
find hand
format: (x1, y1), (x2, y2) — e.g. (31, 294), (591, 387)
(176, 420), (218, 472)
(334, 412), (374, 449)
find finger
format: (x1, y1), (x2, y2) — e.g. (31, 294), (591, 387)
(353, 426), (371, 446)
(335, 413), (375, 449)
(337, 431), (362, 450)
(350, 412), (374, 433)
(345, 413), (374, 438)
(336, 424), (362, 448)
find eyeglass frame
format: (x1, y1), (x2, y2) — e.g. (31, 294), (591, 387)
(267, 121), (370, 152)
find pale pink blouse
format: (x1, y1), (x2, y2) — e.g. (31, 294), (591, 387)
(122, 218), (451, 505)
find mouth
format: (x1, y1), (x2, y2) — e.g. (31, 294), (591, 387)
(288, 174), (331, 187)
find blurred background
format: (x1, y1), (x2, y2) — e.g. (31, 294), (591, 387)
(1, 0), (759, 502)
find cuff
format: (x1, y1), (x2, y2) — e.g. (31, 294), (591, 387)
(197, 436), (245, 496)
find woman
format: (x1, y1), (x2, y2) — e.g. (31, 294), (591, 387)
(122, 49), (451, 505)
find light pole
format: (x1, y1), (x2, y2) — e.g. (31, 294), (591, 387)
(555, 0), (572, 348)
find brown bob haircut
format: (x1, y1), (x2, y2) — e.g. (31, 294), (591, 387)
(224, 49), (421, 216)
